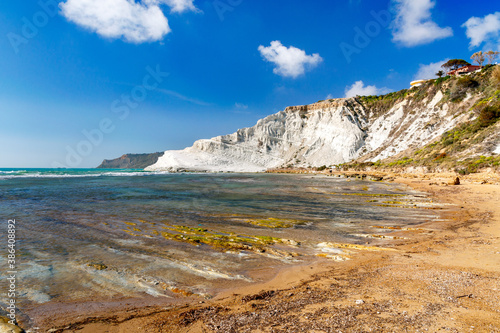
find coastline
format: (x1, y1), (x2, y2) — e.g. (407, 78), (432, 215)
(24, 172), (500, 332)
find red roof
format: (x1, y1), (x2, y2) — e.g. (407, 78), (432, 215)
(447, 65), (482, 76)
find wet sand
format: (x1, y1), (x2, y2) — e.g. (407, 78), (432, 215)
(25, 172), (500, 332)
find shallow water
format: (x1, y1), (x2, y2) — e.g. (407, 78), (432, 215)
(0, 169), (441, 320)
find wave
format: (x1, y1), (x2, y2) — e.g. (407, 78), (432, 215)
(101, 171), (171, 177)
(0, 169), (171, 179)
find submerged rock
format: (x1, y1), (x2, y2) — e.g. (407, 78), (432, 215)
(87, 262), (108, 270)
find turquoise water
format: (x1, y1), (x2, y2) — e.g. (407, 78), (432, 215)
(0, 168), (162, 178)
(0, 169), (441, 324)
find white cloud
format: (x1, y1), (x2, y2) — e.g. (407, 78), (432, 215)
(462, 12), (500, 49)
(161, 0), (198, 13)
(156, 88), (211, 106)
(345, 81), (390, 98)
(233, 103), (250, 114)
(258, 41), (323, 78)
(59, 0), (198, 43)
(413, 59), (449, 80)
(392, 0), (453, 47)
(234, 103), (248, 109)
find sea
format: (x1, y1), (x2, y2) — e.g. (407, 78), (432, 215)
(0, 168), (443, 325)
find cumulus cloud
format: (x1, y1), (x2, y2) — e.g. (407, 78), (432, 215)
(391, 0), (453, 47)
(258, 41), (323, 78)
(413, 59), (449, 80)
(345, 81), (390, 98)
(462, 12), (500, 49)
(59, 0), (198, 43)
(160, 0), (198, 13)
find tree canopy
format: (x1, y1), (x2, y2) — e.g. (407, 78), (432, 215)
(441, 59), (471, 72)
(471, 51), (485, 67)
(485, 51), (499, 64)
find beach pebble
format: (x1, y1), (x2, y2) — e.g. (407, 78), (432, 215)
(355, 299), (364, 305)
(0, 320), (23, 333)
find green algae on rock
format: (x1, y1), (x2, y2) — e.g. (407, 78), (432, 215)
(340, 192), (407, 197)
(244, 217), (306, 228)
(157, 224), (300, 258)
(87, 262), (108, 270)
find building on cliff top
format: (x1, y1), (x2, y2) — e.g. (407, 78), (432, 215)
(447, 65), (482, 76)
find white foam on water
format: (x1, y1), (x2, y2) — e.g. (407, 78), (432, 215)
(0, 170), (171, 179)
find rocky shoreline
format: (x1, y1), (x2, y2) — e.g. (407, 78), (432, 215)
(17, 171), (498, 332)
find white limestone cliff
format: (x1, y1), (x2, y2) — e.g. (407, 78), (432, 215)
(146, 88), (489, 172)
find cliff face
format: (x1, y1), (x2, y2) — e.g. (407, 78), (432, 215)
(148, 99), (369, 172)
(97, 153), (164, 169)
(146, 68), (500, 172)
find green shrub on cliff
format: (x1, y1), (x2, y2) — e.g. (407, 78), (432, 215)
(434, 76), (451, 86)
(457, 76), (479, 89)
(492, 66), (500, 86)
(478, 104), (500, 128)
(456, 156), (500, 175)
(342, 67), (500, 174)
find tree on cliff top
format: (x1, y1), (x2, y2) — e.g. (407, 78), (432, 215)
(485, 51), (500, 64)
(471, 51), (485, 67)
(442, 59), (471, 72)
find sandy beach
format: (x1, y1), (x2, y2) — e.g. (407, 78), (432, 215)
(29, 172), (500, 332)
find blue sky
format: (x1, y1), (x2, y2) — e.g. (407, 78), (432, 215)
(0, 0), (499, 168)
